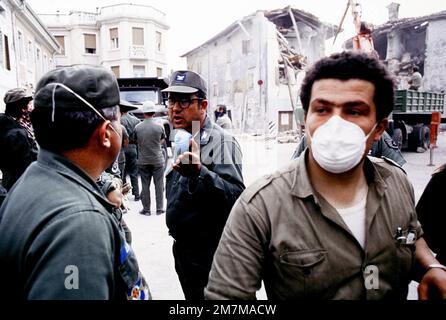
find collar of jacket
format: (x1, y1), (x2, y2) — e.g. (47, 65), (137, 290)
(37, 149), (115, 210)
(199, 115), (216, 145)
(290, 149), (392, 200)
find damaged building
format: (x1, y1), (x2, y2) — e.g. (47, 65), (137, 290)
(347, 2), (446, 93)
(181, 7), (337, 134)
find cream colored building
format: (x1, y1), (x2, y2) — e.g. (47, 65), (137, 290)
(0, 0), (60, 112)
(38, 3), (169, 79)
(183, 7), (336, 134)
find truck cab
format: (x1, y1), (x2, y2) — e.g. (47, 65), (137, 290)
(117, 77), (172, 148)
(117, 77), (168, 107)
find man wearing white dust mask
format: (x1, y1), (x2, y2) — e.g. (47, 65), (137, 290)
(206, 51), (446, 300)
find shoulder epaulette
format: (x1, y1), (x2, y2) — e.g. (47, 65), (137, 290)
(243, 173), (275, 203)
(381, 156), (406, 174)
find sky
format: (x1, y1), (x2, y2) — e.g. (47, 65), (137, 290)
(27, 0), (446, 71)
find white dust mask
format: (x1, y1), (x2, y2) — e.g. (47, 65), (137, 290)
(308, 115), (377, 174)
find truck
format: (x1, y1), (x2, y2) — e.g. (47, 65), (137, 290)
(117, 77), (172, 149)
(387, 90), (445, 152)
(117, 77), (169, 108)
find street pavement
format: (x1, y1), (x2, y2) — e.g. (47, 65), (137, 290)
(125, 131), (446, 300)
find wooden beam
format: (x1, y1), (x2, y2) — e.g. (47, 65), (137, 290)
(288, 7), (303, 55)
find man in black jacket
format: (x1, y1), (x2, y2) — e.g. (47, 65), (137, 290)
(163, 70), (245, 300)
(0, 88), (38, 190)
(416, 164), (446, 266)
(120, 100), (141, 200)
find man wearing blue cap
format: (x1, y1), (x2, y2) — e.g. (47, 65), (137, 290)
(0, 65), (148, 300)
(162, 70), (245, 300)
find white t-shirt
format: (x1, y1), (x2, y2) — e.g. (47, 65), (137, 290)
(336, 192), (368, 249)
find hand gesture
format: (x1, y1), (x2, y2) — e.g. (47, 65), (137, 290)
(173, 138), (201, 178)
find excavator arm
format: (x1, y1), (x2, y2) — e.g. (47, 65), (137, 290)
(333, 1), (375, 54)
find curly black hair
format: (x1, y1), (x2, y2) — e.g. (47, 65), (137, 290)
(299, 51), (395, 122)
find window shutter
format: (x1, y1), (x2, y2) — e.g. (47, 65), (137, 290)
(111, 66), (120, 77)
(110, 28), (118, 39)
(55, 36), (65, 55)
(132, 28), (144, 45)
(0, 31), (3, 66)
(84, 34), (96, 49)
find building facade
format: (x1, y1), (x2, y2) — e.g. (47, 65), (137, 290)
(0, 0), (59, 112)
(38, 3), (169, 79)
(356, 3), (446, 93)
(182, 7), (336, 134)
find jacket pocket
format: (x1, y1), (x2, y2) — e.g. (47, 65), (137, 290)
(394, 227), (416, 287)
(279, 249), (328, 298)
(280, 249), (326, 269)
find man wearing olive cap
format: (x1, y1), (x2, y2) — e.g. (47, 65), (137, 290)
(0, 65), (148, 300)
(0, 88), (38, 190)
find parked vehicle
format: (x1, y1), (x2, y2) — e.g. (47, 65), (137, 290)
(117, 77), (172, 149)
(387, 90), (445, 152)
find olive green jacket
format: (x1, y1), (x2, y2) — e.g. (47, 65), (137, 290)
(205, 153), (421, 300)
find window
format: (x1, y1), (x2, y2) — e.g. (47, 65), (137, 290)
(55, 36), (65, 55)
(84, 34), (96, 54)
(44, 54), (48, 71)
(17, 31), (23, 60)
(156, 67), (162, 77)
(132, 28), (144, 46)
(226, 49), (231, 63)
(197, 61), (202, 74)
(156, 31), (162, 51)
(111, 66), (120, 78)
(225, 80), (232, 94)
(213, 82), (218, 97)
(0, 31), (2, 66)
(110, 28), (119, 49)
(27, 40), (32, 60)
(5, 35), (11, 70)
(242, 39), (251, 55)
(133, 65), (145, 77)
(120, 90), (158, 103)
(248, 73), (254, 89)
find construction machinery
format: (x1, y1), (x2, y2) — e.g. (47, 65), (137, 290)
(333, 0), (375, 54)
(333, 0), (445, 152)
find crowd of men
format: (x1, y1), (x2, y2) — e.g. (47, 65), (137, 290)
(0, 51), (446, 300)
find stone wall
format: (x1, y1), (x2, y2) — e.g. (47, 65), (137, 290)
(424, 19), (446, 93)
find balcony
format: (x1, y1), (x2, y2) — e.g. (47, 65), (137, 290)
(99, 4), (167, 24)
(129, 45), (147, 59)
